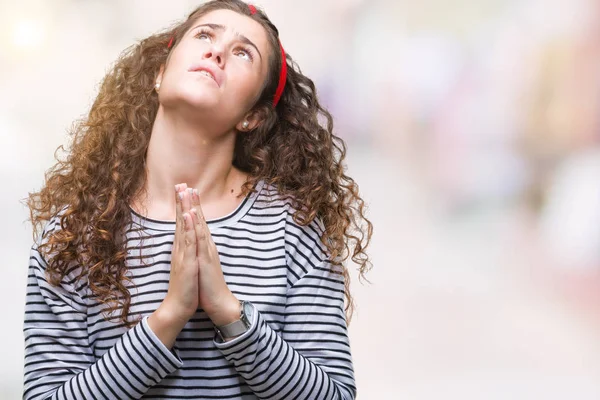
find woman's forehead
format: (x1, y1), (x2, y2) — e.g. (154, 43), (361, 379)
(191, 9), (270, 49)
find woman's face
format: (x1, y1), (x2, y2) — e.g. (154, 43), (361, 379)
(157, 9), (271, 131)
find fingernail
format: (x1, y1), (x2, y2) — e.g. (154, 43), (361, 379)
(193, 189), (198, 199)
(178, 192), (183, 201)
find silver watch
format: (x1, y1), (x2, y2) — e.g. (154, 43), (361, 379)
(214, 300), (252, 341)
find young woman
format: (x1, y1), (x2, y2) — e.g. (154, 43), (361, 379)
(23, 1), (372, 398)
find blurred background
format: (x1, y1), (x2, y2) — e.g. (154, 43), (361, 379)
(3, 0), (600, 398)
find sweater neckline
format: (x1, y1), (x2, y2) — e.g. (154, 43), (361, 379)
(129, 179), (264, 231)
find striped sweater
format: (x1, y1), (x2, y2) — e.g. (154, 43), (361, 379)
(22, 179), (356, 399)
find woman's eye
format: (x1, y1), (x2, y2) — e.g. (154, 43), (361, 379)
(235, 49), (253, 61)
(195, 31), (211, 41)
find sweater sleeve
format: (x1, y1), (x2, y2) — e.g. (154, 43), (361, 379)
(22, 243), (184, 400)
(213, 215), (357, 399)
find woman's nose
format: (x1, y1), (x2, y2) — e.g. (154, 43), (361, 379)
(203, 45), (225, 67)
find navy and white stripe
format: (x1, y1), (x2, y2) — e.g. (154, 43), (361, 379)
(23, 179), (357, 399)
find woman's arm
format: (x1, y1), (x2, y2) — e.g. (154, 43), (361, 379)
(22, 244), (183, 400)
(212, 215), (357, 400)
(214, 264), (356, 400)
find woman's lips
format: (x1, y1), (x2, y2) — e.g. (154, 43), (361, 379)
(193, 70), (218, 85)
(188, 63), (221, 87)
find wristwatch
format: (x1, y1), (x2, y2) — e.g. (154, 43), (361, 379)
(214, 300), (252, 342)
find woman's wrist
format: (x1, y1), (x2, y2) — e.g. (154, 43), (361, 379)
(206, 294), (241, 327)
(148, 302), (189, 349)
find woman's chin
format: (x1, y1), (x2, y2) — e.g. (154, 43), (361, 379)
(183, 89), (220, 105)
(164, 93), (221, 113)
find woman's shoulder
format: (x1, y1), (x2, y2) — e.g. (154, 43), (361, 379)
(255, 180), (326, 238)
(33, 205), (70, 248)
(28, 205), (88, 307)
(253, 181), (329, 271)
(31, 205), (86, 280)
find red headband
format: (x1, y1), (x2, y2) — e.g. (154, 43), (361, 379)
(272, 40), (287, 107)
(166, 4), (286, 107)
(251, 2), (287, 107)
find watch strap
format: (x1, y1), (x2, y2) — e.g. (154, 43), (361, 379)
(214, 300), (251, 340)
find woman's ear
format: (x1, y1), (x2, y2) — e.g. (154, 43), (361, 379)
(236, 107), (267, 132)
(155, 64), (165, 87)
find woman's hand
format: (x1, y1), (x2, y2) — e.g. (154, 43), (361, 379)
(148, 183), (200, 348)
(188, 188), (240, 327)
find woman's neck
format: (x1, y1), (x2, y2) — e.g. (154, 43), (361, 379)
(130, 108), (249, 221)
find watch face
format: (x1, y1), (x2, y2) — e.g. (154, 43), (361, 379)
(242, 301), (253, 322)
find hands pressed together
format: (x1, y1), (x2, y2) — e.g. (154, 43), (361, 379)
(148, 184), (241, 348)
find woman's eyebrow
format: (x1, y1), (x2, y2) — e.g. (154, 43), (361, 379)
(191, 23), (262, 60)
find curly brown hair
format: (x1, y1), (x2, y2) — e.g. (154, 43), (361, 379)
(24, 0), (373, 328)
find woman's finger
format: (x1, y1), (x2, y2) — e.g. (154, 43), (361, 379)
(190, 189), (210, 251)
(174, 186), (182, 253)
(174, 183), (188, 251)
(191, 208), (207, 243)
(183, 212), (198, 265)
(191, 189), (207, 224)
(182, 187), (193, 215)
